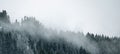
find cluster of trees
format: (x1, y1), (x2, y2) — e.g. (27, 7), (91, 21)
(0, 15), (90, 54)
(0, 28), (90, 54)
(0, 11), (120, 54)
(1, 24), (120, 54)
(0, 10), (10, 23)
(0, 30), (24, 54)
(30, 34), (90, 54)
(86, 33), (120, 54)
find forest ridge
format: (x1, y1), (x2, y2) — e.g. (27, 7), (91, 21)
(0, 10), (120, 54)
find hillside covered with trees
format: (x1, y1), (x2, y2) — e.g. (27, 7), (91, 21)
(0, 10), (120, 54)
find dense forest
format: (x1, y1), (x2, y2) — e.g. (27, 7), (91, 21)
(0, 10), (120, 54)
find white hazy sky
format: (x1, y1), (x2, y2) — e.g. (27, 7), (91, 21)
(0, 0), (120, 37)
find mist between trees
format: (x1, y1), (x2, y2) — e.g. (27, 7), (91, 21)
(0, 10), (120, 54)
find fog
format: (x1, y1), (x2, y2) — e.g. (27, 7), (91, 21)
(1, 10), (120, 53)
(0, 16), (100, 54)
(0, 0), (120, 37)
(0, 0), (120, 54)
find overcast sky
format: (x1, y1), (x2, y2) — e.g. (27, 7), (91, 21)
(0, 0), (120, 37)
